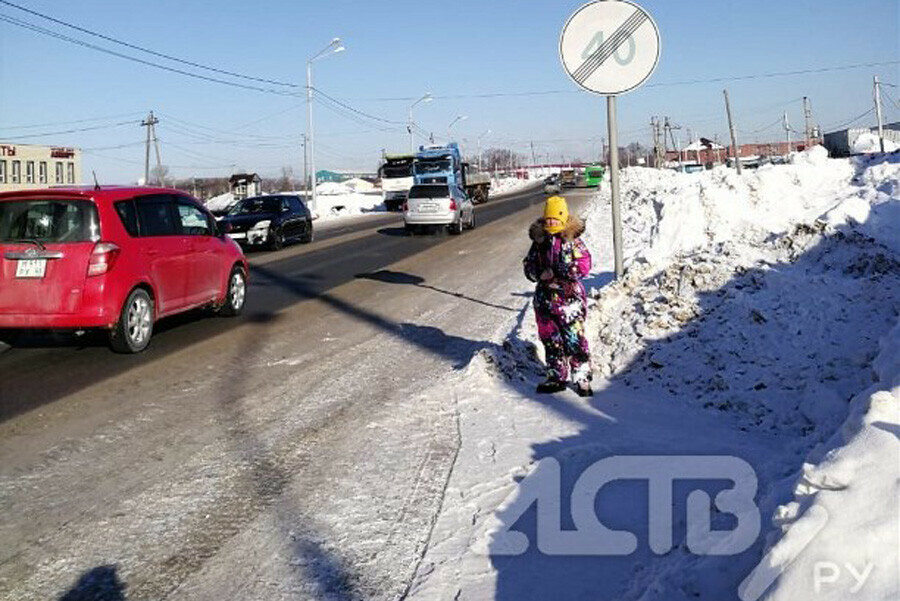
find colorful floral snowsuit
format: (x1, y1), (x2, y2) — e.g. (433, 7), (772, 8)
(523, 218), (593, 385)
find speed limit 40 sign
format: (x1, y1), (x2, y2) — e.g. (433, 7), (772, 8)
(560, 0), (660, 95)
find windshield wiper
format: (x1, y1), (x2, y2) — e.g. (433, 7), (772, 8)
(9, 238), (46, 251)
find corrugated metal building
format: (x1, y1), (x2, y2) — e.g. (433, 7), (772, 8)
(823, 122), (900, 157)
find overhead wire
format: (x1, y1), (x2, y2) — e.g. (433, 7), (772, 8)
(0, 13), (299, 97)
(0, 0), (300, 88)
(0, 111), (145, 131)
(0, 119), (141, 140)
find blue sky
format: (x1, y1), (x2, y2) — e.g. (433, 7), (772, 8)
(1, 0), (898, 182)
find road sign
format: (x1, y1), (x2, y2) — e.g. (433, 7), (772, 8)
(559, 0), (660, 96)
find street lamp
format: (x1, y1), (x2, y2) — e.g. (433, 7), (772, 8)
(306, 37), (344, 215)
(477, 129), (491, 171)
(447, 115), (467, 141)
(408, 92), (433, 154)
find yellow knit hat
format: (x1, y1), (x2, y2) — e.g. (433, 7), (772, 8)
(543, 196), (569, 234)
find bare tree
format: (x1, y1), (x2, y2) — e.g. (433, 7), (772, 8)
(150, 165), (171, 187)
(481, 147), (524, 173)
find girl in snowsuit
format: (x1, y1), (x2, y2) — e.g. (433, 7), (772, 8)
(523, 196), (594, 396)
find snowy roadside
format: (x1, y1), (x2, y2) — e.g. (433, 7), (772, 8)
(204, 176), (536, 226)
(406, 148), (900, 600)
(205, 187), (387, 223)
(489, 176), (538, 198)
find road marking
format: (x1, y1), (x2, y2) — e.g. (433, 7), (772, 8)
(572, 9), (648, 85)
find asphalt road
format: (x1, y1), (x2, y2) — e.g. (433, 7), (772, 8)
(0, 183), (593, 601)
(0, 185), (546, 423)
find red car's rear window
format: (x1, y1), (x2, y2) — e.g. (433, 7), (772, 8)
(0, 199), (99, 243)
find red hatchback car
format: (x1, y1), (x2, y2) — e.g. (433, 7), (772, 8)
(0, 186), (249, 353)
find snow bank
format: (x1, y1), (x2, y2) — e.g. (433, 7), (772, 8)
(204, 191), (235, 212)
(741, 321), (900, 601)
(852, 131), (900, 154)
(316, 181), (352, 196)
(313, 190), (385, 221)
(582, 147), (899, 599)
(489, 176), (534, 197)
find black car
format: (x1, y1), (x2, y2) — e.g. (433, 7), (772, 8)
(219, 195), (313, 250)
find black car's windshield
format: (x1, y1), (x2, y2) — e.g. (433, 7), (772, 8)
(0, 199), (99, 243)
(408, 185), (449, 199)
(414, 160), (451, 175)
(228, 197), (281, 216)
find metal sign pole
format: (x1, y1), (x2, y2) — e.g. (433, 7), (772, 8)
(607, 95), (624, 279)
(559, 0), (660, 281)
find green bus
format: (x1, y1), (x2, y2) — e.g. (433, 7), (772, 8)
(584, 164), (605, 187)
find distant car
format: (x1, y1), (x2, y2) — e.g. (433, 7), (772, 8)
(0, 186), (249, 353)
(403, 184), (475, 235)
(544, 175), (561, 195)
(218, 194), (313, 250)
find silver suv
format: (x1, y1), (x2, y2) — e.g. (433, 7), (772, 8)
(403, 184), (475, 235)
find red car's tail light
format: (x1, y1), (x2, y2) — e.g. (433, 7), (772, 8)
(87, 242), (121, 277)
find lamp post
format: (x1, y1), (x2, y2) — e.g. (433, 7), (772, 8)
(408, 92), (432, 154)
(447, 115), (467, 142)
(477, 129), (491, 171)
(307, 37), (344, 215)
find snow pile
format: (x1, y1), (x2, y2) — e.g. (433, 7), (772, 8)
(204, 191), (235, 212)
(343, 177), (376, 193)
(852, 131), (900, 154)
(312, 190), (385, 220)
(740, 321), (900, 601)
(489, 176), (535, 197)
(581, 148), (900, 599)
(316, 181), (352, 196)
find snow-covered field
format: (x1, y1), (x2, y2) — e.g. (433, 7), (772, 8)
(407, 148), (899, 600)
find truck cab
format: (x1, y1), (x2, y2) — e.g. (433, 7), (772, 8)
(379, 154), (415, 211)
(414, 143), (464, 188)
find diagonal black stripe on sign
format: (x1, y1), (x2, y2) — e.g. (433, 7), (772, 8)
(572, 9), (648, 85)
(572, 10), (645, 83)
(572, 10), (643, 81)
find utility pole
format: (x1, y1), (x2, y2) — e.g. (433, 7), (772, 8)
(141, 111), (159, 185)
(723, 89), (742, 174)
(783, 112), (792, 155)
(530, 141), (537, 171)
(803, 96), (813, 148)
(874, 76), (886, 153)
(151, 121), (162, 185)
(665, 117), (682, 170)
(301, 133), (308, 193)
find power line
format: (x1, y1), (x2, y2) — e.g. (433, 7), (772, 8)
(0, 0), (300, 88)
(347, 61), (900, 102)
(0, 13), (299, 97)
(0, 111), (144, 131)
(823, 107), (875, 131)
(1, 119), (140, 140)
(312, 87), (405, 125)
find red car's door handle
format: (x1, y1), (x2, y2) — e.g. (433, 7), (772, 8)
(145, 249), (159, 256)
